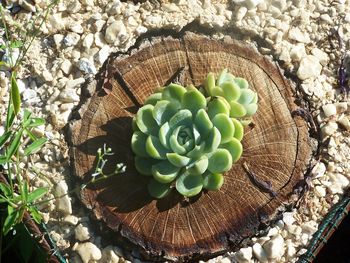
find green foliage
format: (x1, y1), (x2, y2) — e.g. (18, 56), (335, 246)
(205, 69), (258, 126)
(131, 71), (256, 199)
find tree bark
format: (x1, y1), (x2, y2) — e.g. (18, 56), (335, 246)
(67, 32), (314, 261)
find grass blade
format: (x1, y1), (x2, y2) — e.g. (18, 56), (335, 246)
(0, 131), (12, 148)
(7, 129), (23, 161)
(3, 207), (19, 235)
(11, 74), (21, 116)
(0, 182), (12, 197)
(24, 137), (47, 156)
(27, 187), (47, 203)
(28, 118), (45, 127)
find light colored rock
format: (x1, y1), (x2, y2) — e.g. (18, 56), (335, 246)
(321, 121), (338, 137)
(75, 223), (91, 241)
(322, 104), (337, 117)
(286, 242), (296, 259)
(290, 44), (307, 62)
(16, 79), (27, 94)
(236, 6), (248, 21)
(338, 116), (350, 131)
(311, 48), (329, 66)
(78, 58), (97, 74)
(70, 24), (84, 34)
(315, 185), (326, 197)
(335, 102), (348, 114)
(95, 32), (108, 48)
(297, 55), (322, 80)
(55, 181), (72, 215)
(22, 88), (39, 104)
(66, 0), (81, 13)
(283, 212), (295, 225)
(271, 0), (287, 10)
(82, 33), (94, 49)
(65, 77), (85, 90)
(302, 221), (318, 235)
(311, 162), (326, 178)
(243, 0), (263, 10)
(267, 227), (279, 237)
(235, 247), (252, 262)
(263, 234), (285, 259)
(105, 20), (127, 45)
(288, 27), (310, 43)
(47, 13), (66, 32)
(100, 246), (120, 263)
(60, 59), (73, 75)
(59, 89), (80, 103)
(73, 242), (102, 263)
(252, 243), (268, 262)
(63, 32), (80, 47)
(95, 46), (110, 65)
(63, 215), (79, 225)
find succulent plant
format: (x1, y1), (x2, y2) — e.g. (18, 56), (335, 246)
(131, 83), (244, 198)
(204, 69), (258, 126)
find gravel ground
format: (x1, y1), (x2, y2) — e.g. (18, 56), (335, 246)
(1, 0), (350, 262)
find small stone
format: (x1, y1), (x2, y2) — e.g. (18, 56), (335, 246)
(53, 34), (64, 48)
(70, 24), (84, 34)
(100, 246), (120, 263)
(322, 104), (337, 117)
(297, 55), (322, 80)
(22, 88), (39, 104)
(16, 79), (27, 94)
(267, 227), (279, 237)
(320, 14), (333, 24)
(290, 44), (306, 62)
(95, 46), (110, 65)
(338, 116), (350, 131)
(66, 0), (81, 13)
(78, 58), (97, 74)
(82, 33), (94, 49)
(55, 181), (72, 215)
(315, 185), (326, 197)
(252, 243), (268, 262)
(74, 242), (102, 263)
(311, 162), (326, 178)
(94, 32), (107, 48)
(105, 20), (127, 45)
(244, 0), (263, 10)
(283, 212), (295, 225)
(218, 257), (231, 263)
(321, 121), (338, 137)
(288, 27), (310, 43)
(63, 215), (79, 225)
(286, 242), (296, 259)
(59, 89), (80, 103)
(271, 0), (287, 10)
(75, 223), (91, 241)
(335, 102), (348, 114)
(263, 234), (285, 259)
(311, 48), (329, 66)
(63, 32), (80, 47)
(236, 6), (248, 21)
(65, 77), (85, 90)
(60, 59), (73, 75)
(235, 247), (252, 262)
(302, 221), (318, 235)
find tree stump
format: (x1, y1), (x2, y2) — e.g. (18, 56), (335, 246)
(67, 32), (313, 261)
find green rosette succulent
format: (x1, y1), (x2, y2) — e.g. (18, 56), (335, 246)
(131, 83), (243, 198)
(204, 68), (258, 126)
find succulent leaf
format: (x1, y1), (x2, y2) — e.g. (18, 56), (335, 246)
(231, 118), (244, 141)
(187, 156), (209, 175)
(148, 179), (171, 199)
(152, 160), (180, 183)
(176, 172), (203, 197)
(166, 153), (191, 167)
(181, 88), (207, 114)
(136, 104), (159, 135)
(208, 149), (232, 173)
(207, 97), (230, 119)
(220, 137), (243, 162)
(153, 100), (177, 125)
(162, 83), (187, 107)
(211, 113), (235, 144)
(131, 131), (149, 157)
(203, 172), (224, 190)
(135, 157), (158, 176)
(146, 135), (169, 159)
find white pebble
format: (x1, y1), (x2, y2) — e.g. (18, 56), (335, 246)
(105, 20), (127, 45)
(65, 77), (85, 90)
(244, 0), (263, 10)
(322, 104), (337, 117)
(100, 246), (120, 263)
(60, 59), (73, 75)
(315, 185), (326, 197)
(55, 181), (72, 215)
(288, 27), (310, 43)
(75, 223), (91, 241)
(59, 89), (80, 103)
(321, 121), (338, 137)
(63, 215), (79, 225)
(290, 44), (307, 62)
(338, 116), (350, 131)
(74, 242), (102, 263)
(283, 212), (295, 225)
(263, 234), (285, 259)
(95, 45), (110, 65)
(235, 247), (252, 262)
(78, 58), (97, 74)
(302, 221), (318, 235)
(236, 6), (248, 21)
(297, 55), (322, 80)
(63, 32), (80, 47)
(82, 33), (94, 49)
(311, 162), (326, 178)
(252, 243), (268, 262)
(311, 48), (329, 66)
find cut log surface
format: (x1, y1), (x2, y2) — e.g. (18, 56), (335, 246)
(68, 32), (313, 261)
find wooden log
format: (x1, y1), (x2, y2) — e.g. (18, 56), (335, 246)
(67, 32), (314, 261)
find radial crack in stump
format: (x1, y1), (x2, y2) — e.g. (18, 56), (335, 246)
(67, 32), (314, 261)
